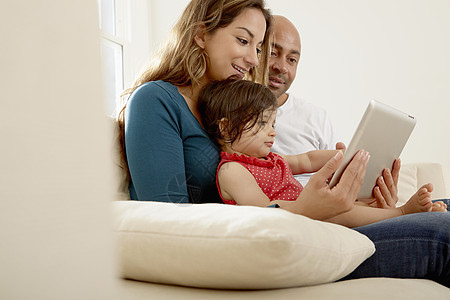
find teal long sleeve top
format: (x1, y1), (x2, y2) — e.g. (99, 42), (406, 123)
(124, 81), (221, 203)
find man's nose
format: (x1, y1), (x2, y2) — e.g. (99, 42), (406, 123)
(272, 60), (288, 74)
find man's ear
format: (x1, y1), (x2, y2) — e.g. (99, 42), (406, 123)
(194, 24), (207, 49)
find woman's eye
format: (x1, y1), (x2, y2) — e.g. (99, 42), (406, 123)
(256, 48), (262, 55)
(237, 38), (248, 45)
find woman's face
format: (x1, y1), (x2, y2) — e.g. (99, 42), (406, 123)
(200, 8), (267, 82)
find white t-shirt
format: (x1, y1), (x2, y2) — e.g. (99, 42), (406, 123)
(272, 94), (339, 187)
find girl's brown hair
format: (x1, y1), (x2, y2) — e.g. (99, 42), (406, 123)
(198, 78), (277, 145)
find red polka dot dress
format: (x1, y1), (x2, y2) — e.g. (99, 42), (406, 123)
(217, 152), (303, 205)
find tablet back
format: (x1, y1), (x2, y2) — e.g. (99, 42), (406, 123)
(329, 100), (416, 199)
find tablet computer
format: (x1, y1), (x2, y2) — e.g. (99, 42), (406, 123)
(328, 100), (416, 198)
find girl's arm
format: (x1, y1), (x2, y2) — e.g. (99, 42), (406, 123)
(325, 204), (403, 228)
(282, 150), (340, 175)
(218, 162), (293, 207)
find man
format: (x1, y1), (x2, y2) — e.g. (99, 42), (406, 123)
(268, 15), (340, 187)
(268, 15), (403, 209)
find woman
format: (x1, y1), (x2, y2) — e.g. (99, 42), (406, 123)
(118, 0), (449, 286)
(118, 0), (365, 216)
(118, 0), (273, 204)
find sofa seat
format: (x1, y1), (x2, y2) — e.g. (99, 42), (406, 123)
(117, 277), (449, 300)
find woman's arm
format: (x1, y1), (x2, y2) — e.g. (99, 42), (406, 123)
(221, 150), (371, 223)
(125, 83), (190, 202)
(279, 150), (370, 220)
(282, 150), (340, 175)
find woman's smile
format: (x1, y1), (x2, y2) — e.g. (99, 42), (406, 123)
(232, 63), (248, 77)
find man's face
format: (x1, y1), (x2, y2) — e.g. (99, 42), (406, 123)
(267, 18), (301, 99)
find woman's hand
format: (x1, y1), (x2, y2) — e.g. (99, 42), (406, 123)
(372, 158), (400, 208)
(283, 150), (370, 220)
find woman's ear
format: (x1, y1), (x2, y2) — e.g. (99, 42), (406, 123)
(194, 24), (207, 49)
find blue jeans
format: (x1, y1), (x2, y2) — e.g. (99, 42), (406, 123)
(343, 208), (450, 287)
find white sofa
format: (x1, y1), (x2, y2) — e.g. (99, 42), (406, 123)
(115, 158), (450, 300)
(112, 123), (450, 298)
(117, 277), (449, 300)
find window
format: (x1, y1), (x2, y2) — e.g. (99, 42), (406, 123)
(97, 0), (151, 116)
(98, 0), (124, 116)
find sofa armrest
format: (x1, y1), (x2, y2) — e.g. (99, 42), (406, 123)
(397, 162), (450, 206)
(415, 163), (450, 200)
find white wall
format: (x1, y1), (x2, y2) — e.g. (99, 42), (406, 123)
(0, 1), (116, 299)
(266, 0), (450, 171)
(148, 0), (190, 54)
(146, 0), (450, 170)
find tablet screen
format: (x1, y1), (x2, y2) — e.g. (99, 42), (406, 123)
(328, 100), (416, 199)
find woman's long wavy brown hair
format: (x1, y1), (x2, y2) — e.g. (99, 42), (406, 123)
(117, 0), (273, 176)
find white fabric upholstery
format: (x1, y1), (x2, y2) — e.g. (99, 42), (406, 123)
(397, 162), (450, 206)
(112, 115), (450, 296)
(115, 201), (375, 289)
(118, 277), (450, 300)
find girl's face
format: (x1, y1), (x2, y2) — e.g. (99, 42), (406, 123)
(199, 8), (267, 81)
(229, 110), (277, 158)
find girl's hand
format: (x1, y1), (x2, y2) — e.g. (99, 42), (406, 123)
(286, 150), (370, 220)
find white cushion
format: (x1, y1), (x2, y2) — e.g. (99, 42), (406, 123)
(397, 164), (418, 206)
(114, 201), (375, 289)
(397, 162), (450, 206)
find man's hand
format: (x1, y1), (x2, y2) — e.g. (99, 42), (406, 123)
(335, 142), (346, 152)
(372, 158), (400, 208)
